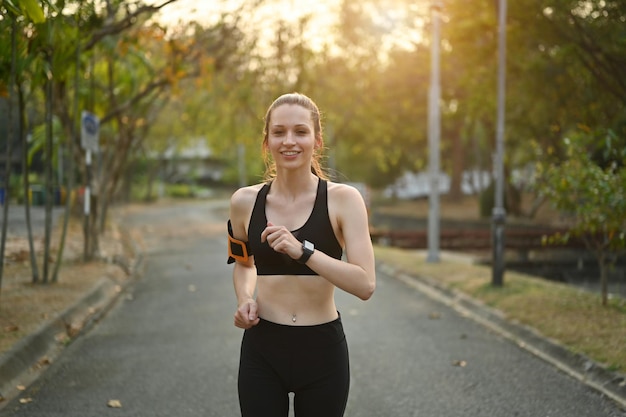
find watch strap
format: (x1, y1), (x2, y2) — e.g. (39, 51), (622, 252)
(297, 240), (314, 264)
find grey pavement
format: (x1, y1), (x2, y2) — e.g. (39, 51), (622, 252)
(0, 200), (625, 416)
(0, 205), (66, 237)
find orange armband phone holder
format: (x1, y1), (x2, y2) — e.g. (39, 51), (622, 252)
(227, 220), (251, 264)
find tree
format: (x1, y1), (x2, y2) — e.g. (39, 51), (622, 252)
(537, 128), (626, 305)
(506, 0), (626, 192)
(0, 0), (48, 293)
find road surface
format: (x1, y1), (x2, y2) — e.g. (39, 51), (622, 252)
(1, 200), (624, 416)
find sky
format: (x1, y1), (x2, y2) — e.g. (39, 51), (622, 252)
(153, 0), (341, 45)
(151, 0), (427, 52)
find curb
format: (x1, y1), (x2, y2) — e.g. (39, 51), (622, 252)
(0, 227), (144, 409)
(377, 262), (626, 410)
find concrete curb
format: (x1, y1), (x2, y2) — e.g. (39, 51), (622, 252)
(0, 228), (144, 409)
(377, 262), (626, 410)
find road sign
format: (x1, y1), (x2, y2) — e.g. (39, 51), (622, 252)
(81, 111), (100, 152)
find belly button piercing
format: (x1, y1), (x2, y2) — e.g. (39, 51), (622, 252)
(292, 314), (297, 323)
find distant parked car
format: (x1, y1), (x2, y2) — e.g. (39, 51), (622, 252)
(384, 170), (490, 200)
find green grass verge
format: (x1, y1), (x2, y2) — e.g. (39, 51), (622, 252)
(374, 245), (626, 373)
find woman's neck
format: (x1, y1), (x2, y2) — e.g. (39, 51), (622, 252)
(271, 171), (318, 201)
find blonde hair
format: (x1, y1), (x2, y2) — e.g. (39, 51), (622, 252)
(262, 92), (328, 181)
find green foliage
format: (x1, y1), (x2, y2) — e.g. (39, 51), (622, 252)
(507, 0), (626, 169)
(536, 128), (626, 304)
(28, 116), (65, 169)
(165, 183), (193, 198)
(3, 0), (625, 199)
(2, 0), (46, 23)
(538, 129), (626, 247)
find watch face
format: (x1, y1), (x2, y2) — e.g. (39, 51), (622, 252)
(304, 240), (314, 251)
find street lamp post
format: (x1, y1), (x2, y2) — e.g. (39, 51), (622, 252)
(492, 0), (507, 286)
(427, 1), (443, 263)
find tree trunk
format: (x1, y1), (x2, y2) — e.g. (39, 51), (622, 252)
(20, 81), (39, 284)
(0, 17), (17, 300)
(17, 84), (40, 284)
(52, 35), (81, 283)
(43, 42), (54, 283)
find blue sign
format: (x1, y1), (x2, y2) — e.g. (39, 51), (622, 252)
(81, 111), (100, 152)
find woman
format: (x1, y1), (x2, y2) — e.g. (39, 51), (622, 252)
(228, 92), (376, 417)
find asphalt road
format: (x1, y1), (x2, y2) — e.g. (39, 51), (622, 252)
(0, 205), (65, 237)
(1, 200), (624, 416)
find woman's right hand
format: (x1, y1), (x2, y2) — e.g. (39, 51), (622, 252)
(234, 299), (260, 329)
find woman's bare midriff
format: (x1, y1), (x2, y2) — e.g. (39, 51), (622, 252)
(256, 275), (338, 326)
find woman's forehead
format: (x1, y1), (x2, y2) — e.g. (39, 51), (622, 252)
(270, 104), (312, 125)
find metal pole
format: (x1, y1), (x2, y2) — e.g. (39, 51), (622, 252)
(492, 0), (507, 286)
(427, 1), (442, 263)
(83, 149), (91, 261)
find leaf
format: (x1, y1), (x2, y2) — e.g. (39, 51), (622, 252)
(19, 0), (45, 23)
(19, 397), (33, 404)
(107, 399), (123, 408)
(452, 360), (467, 367)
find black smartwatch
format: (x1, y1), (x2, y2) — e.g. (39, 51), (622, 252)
(297, 240), (315, 264)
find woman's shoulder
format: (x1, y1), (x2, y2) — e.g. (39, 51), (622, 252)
(230, 183), (267, 211)
(326, 181), (367, 207)
(327, 181), (363, 198)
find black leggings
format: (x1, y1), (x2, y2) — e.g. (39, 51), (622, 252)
(238, 315), (350, 417)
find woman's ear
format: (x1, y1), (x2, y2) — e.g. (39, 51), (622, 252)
(315, 135), (324, 150)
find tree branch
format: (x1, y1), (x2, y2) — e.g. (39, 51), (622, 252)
(84, 0), (180, 51)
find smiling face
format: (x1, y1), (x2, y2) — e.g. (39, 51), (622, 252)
(264, 103), (320, 174)
(262, 93), (326, 180)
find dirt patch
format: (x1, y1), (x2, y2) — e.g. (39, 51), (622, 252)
(0, 214), (136, 356)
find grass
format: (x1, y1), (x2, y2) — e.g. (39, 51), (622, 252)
(374, 245), (626, 373)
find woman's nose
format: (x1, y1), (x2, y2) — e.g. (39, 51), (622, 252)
(283, 131), (296, 144)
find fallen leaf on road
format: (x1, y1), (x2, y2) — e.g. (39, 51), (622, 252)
(4, 325), (19, 332)
(65, 322), (82, 338)
(107, 399), (122, 408)
(16, 385), (26, 391)
(56, 332), (70, 344)
(39, 357), (51, 366)
(34, 357), (51, 370)
(19, 397), (33, 404)
(452, 360), (467, 367)
(428, 312), (441, 319)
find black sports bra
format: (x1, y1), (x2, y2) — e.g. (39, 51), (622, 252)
(248, 179), (343, 275)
